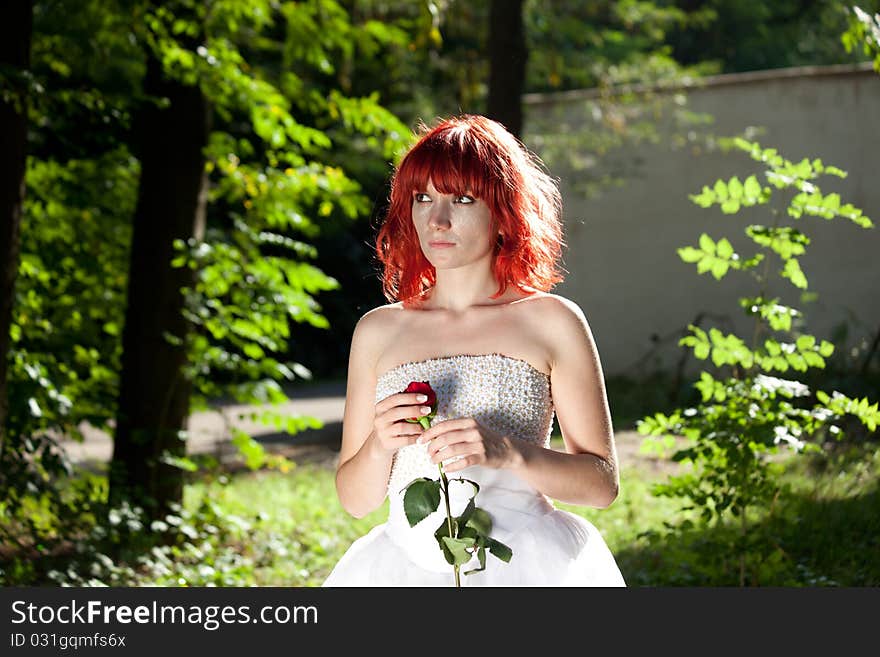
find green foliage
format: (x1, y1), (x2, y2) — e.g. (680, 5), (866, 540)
(151, 0), (412, 469)
(610, 442), (880, 586)
(638, 139), (879, 584)
(678, 326), (835, 372)
(2, 0), (415, 549)
(1, 1), (149, 535)
(0, 463), (393, 587)
(526, 0), (705, 93)
(665, 0), (880, 73)
(842, 5), (880, 71)
(2, 150), (137, 533)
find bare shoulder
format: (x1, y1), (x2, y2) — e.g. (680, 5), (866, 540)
(518, 292), (590, 329)
(518, 293), (597, 365)
(351, 302), (406, 350)
(355, 302), (405, 331)
(348, 303), (406, 372)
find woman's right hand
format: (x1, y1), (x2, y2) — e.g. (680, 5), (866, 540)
(371, 392), (434, 455)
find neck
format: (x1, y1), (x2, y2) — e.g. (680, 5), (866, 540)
(428, 262), (502, 312)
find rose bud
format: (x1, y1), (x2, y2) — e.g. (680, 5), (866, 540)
(403, 381), (437, 429)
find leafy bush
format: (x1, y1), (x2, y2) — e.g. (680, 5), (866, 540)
(638, 138), (880, 584)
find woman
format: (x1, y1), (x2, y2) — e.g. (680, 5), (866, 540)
(322, 114), (625, 586)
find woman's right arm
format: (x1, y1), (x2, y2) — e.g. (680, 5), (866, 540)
(334, 309), (429, 518)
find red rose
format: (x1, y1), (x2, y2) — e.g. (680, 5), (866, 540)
(403, 380), (437, 428)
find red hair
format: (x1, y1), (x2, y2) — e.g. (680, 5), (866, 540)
(376, 114), (564, 305)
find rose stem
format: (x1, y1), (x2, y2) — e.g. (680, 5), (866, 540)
(438, 462), (461, 587)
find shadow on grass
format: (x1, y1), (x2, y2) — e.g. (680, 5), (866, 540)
(252, 421), (342, 450)
(615, 478), (880, 587)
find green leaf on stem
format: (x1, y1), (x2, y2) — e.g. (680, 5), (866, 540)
(456, 477), (480, 496)
(402, 478), (441, 527)
(781, 258), (808, 289)
(678, 246), (702, 263)
(457, 498), (476, 527)
(466, 507), (493, 536)
(485, 537), (513, 563)
(464, 546), (488, 575)
(434, 518), (453, 540)
(699, 233), (716, 255)
(440, 536), (476, 566)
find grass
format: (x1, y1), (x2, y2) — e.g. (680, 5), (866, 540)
(178, 459), (685, 586)
(2, 432), (877, 587)
(176, 437), (879, 587)
(181, 466), (389, 586)
(608, 441), (880, 586)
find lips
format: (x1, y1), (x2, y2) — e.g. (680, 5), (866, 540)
(428, 240), (456, 248)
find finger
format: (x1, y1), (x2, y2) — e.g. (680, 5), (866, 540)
(443, 456), (476, 473)
(375, 392), (430, 415)
(380, 426), (421, 449)
(417, 417), (475, 443)
(391, 433), (422, 448)
(425, 429), (473, 457)
(378, 423), (420, 443)
(390, 423), (423, 437)
(381, 403), (435, 426)
(428, 441), (469, 465)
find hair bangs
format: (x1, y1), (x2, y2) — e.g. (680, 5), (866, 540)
(396, 129), (495, 203)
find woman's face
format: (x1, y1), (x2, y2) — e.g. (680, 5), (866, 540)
(411, 179), (495, 271)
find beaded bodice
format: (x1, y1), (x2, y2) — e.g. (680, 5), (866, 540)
(375, 354), (554, 499)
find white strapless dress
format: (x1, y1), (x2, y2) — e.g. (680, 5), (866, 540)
(322, 354), (626, 587)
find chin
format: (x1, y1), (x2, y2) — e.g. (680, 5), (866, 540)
(423, 252), (456, 268)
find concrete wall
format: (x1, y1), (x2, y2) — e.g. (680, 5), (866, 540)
(523, 64), (880, 378)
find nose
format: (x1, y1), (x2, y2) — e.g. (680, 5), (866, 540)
(428, 198), (452, 231)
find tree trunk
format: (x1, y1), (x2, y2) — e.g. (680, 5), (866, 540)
(108, 52), (210, 519)
(0, 0), (33, 456)
(487, 0), (527, 138)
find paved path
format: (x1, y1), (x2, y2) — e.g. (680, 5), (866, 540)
(61, 382), (349, 469)
(60, 382), (666, 472)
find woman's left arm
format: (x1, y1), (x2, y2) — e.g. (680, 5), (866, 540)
(419, 296), (620, 508)
(511, 296), (619, 507)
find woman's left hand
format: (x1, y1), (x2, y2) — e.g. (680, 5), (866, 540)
(417, 418), (521, 473)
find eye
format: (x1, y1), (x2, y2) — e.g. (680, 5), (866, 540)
(455, 195), (475, 204)
(413, 192), (431, 203)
